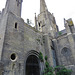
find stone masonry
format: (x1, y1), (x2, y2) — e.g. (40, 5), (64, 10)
(0, 0), (75, 75)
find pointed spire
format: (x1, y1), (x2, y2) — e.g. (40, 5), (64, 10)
(40, 0), (48, 13)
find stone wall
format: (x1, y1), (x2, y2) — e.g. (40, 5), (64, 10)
(0, 61), (4, 75)
(1, 12), (46, 75)
(55, 34), (74, 66)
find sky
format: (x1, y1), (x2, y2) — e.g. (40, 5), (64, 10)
(0, 0), (75, 31)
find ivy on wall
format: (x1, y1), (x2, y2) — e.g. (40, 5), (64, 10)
(39, 52), (44, 62)
(39, 52), (72, 75)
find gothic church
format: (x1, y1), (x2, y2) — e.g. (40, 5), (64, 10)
(0, 0), (75, 75)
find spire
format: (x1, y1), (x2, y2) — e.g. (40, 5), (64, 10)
(40, 0), (48, 13)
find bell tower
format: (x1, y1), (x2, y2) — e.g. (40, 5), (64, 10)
(5, 0), (23, 16)
(36, 0), (58, 37)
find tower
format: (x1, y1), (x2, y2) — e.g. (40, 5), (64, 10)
(5, 0), (23, 17)
(64, 18), (75, 62)
(0, 0), (23, 61)
(36, 0), (58, 37)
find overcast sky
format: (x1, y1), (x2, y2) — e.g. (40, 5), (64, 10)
(0, 0), (75, 30)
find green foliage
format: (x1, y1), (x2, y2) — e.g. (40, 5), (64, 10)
(44, 56), (54, 75)
(36, 39), (40, 42)
(43, 64), (72, 75)
(45, 56), (48, 61)
(56, 66), (72, 75)
(27, 19), (30, 24)
(45, 61), (49, 68)
(39, 52), (44, 62)
(58, 31), (62, 35)
(27, 19), (33, 25)
(39, 53), (72, 75)
(43, 66), (54, 75)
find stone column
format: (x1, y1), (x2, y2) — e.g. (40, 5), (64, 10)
(43, 34), (54, 66)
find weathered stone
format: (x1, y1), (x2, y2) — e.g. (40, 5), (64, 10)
(0, 0), (75, 75)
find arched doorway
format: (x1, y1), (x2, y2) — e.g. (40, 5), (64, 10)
(26, 55), (40, 75)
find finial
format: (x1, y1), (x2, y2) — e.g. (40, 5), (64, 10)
(35, 13), (36, 15)
(64, 18), (66, 21)
(35, 13), (36, 17)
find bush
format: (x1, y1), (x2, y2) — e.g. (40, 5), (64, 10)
(39, 52), (72, 75)
(56, 66), (72, 75)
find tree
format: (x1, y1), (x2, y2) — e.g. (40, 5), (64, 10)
(27, 19), (33, 25)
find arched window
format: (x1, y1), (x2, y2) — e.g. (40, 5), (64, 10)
(61, 47), (72, 65)
(39, 23), (41, 27)
(26, 55), (40, 75)
(15, 22), (17, 29)
(61, 47), (71, 56)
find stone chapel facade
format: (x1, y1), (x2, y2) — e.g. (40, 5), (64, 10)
(0, 0), (75, 75)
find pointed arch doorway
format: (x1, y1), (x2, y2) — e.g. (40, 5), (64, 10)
(26, 55), (40, 75)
